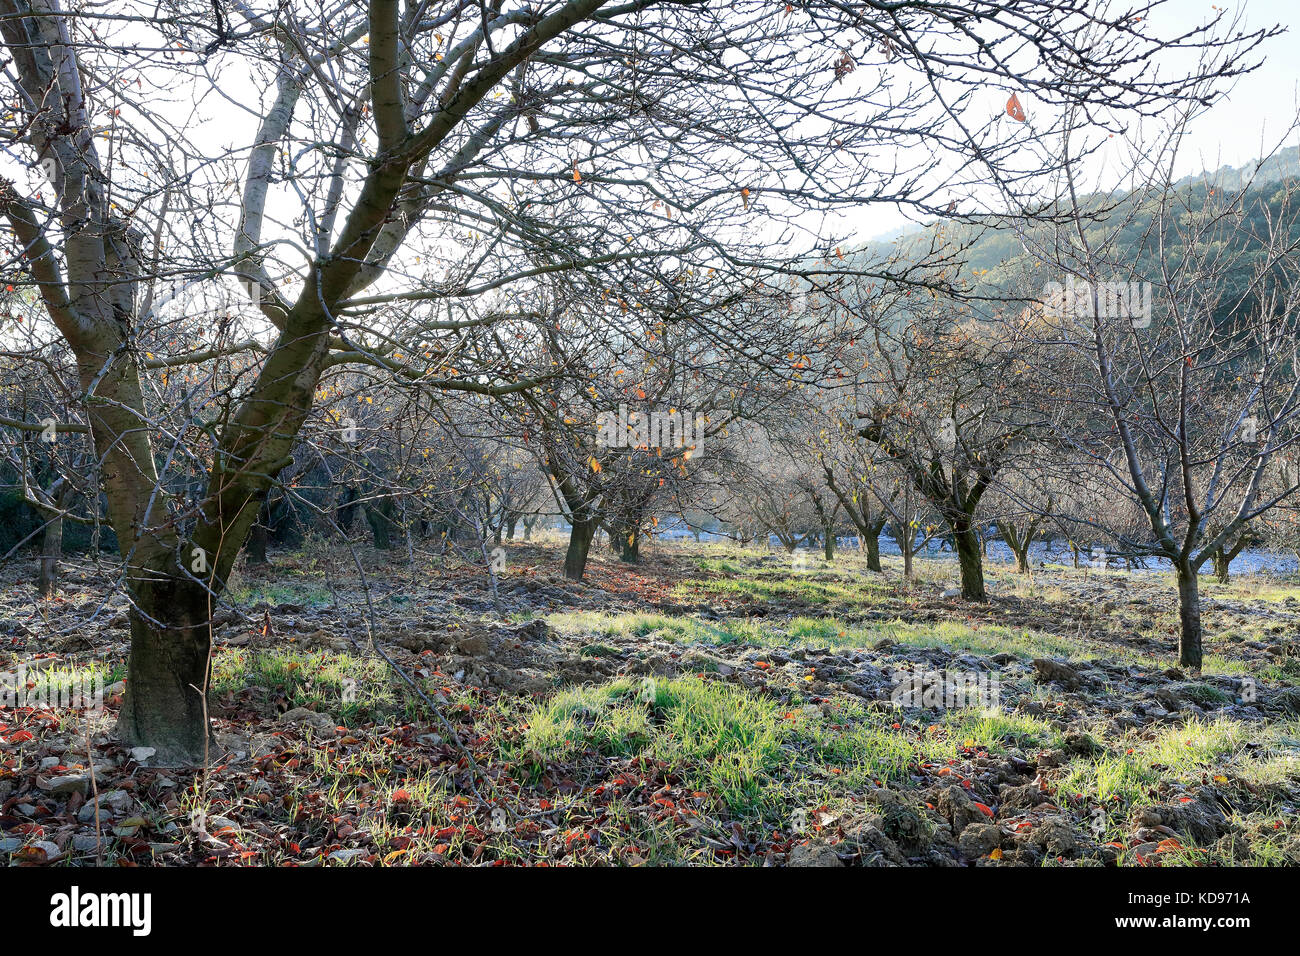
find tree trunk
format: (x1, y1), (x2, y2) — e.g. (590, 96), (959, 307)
(864, 528), (882, 572)
(1211, 547), (1230, 584)
(246, 499), (271, 564)
(246, 522), (268, 564)
(366, 499), (395, 550)
(823, 529), (835, 561)
(564, 518), (597, 580)
(618, 526), (640, 563)
(997, 521), (1032, 574)
(337, 486), (359, 532)
(1175, 560), (1203, 670)
(954, 526), (986, 601)
(38, 512), (63, 599)
(118, 580), (215, 765)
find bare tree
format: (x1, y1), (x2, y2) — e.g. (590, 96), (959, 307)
(0, 0), (1272, 760)
(1023, 124), (1300, 668)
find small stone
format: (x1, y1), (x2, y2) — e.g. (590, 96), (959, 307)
(279, 708), (337, 734)
(78, 789), (132, 823)
(1032, 658), (1082, 687)
(29, 840), (64, 863)
(940, 588), (962, 600)
(129, 746), (157, 764)
(72, 833), (103, 852)
(328, 848), (367, 863)
(958, 824), (1002, 860)
(787, 843), (843, 867)
(1131, 841), (1161, 862)
(39, 756), (61, 770)
(42, 774), (90, 797)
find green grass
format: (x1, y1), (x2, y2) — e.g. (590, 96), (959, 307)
(547, 609), (1076, 661)
(547, 610), (769, 647)
(794, 703), (1061, 790)
(4, 659), (111, 697)
(676, 575), (889, 605)
(1057, 718), (1262, 811)
(521, 677), (787, 815)
(212, 647), (408, 723)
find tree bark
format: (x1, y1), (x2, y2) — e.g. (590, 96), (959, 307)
(366, 499), (395, 550)
(954, 526), (986, 601)
(246, 501), (271, 564)
(1175, 560), (1203, 670)
(337, 485), (359, 532)
(618, 526), (640, 563)
(864, 529), (882, 572)
(117, 580), (216, 765)
(996, 520), (1033, 574)
(1211, 547), (1230, 584)
(564, 518), (597, 580)
(246, 522), (268, 565)
(38, 512), (63, 599)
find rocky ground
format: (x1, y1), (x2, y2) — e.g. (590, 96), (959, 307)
(1, 536), (1298, 866)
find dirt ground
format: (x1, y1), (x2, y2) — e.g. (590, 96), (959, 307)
(2, 534), (1298, 866)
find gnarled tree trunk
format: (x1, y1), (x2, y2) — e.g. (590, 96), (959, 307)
(564, 518), (598, 580)
(118, 577), (216, 764)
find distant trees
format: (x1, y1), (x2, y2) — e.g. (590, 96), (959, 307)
(0, 0), (1274, 758)
(1020, 129), (1300, 669)
(854, 294), (1046, 600)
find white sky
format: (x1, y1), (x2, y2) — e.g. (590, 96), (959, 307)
(848, 0), (1300, 243)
